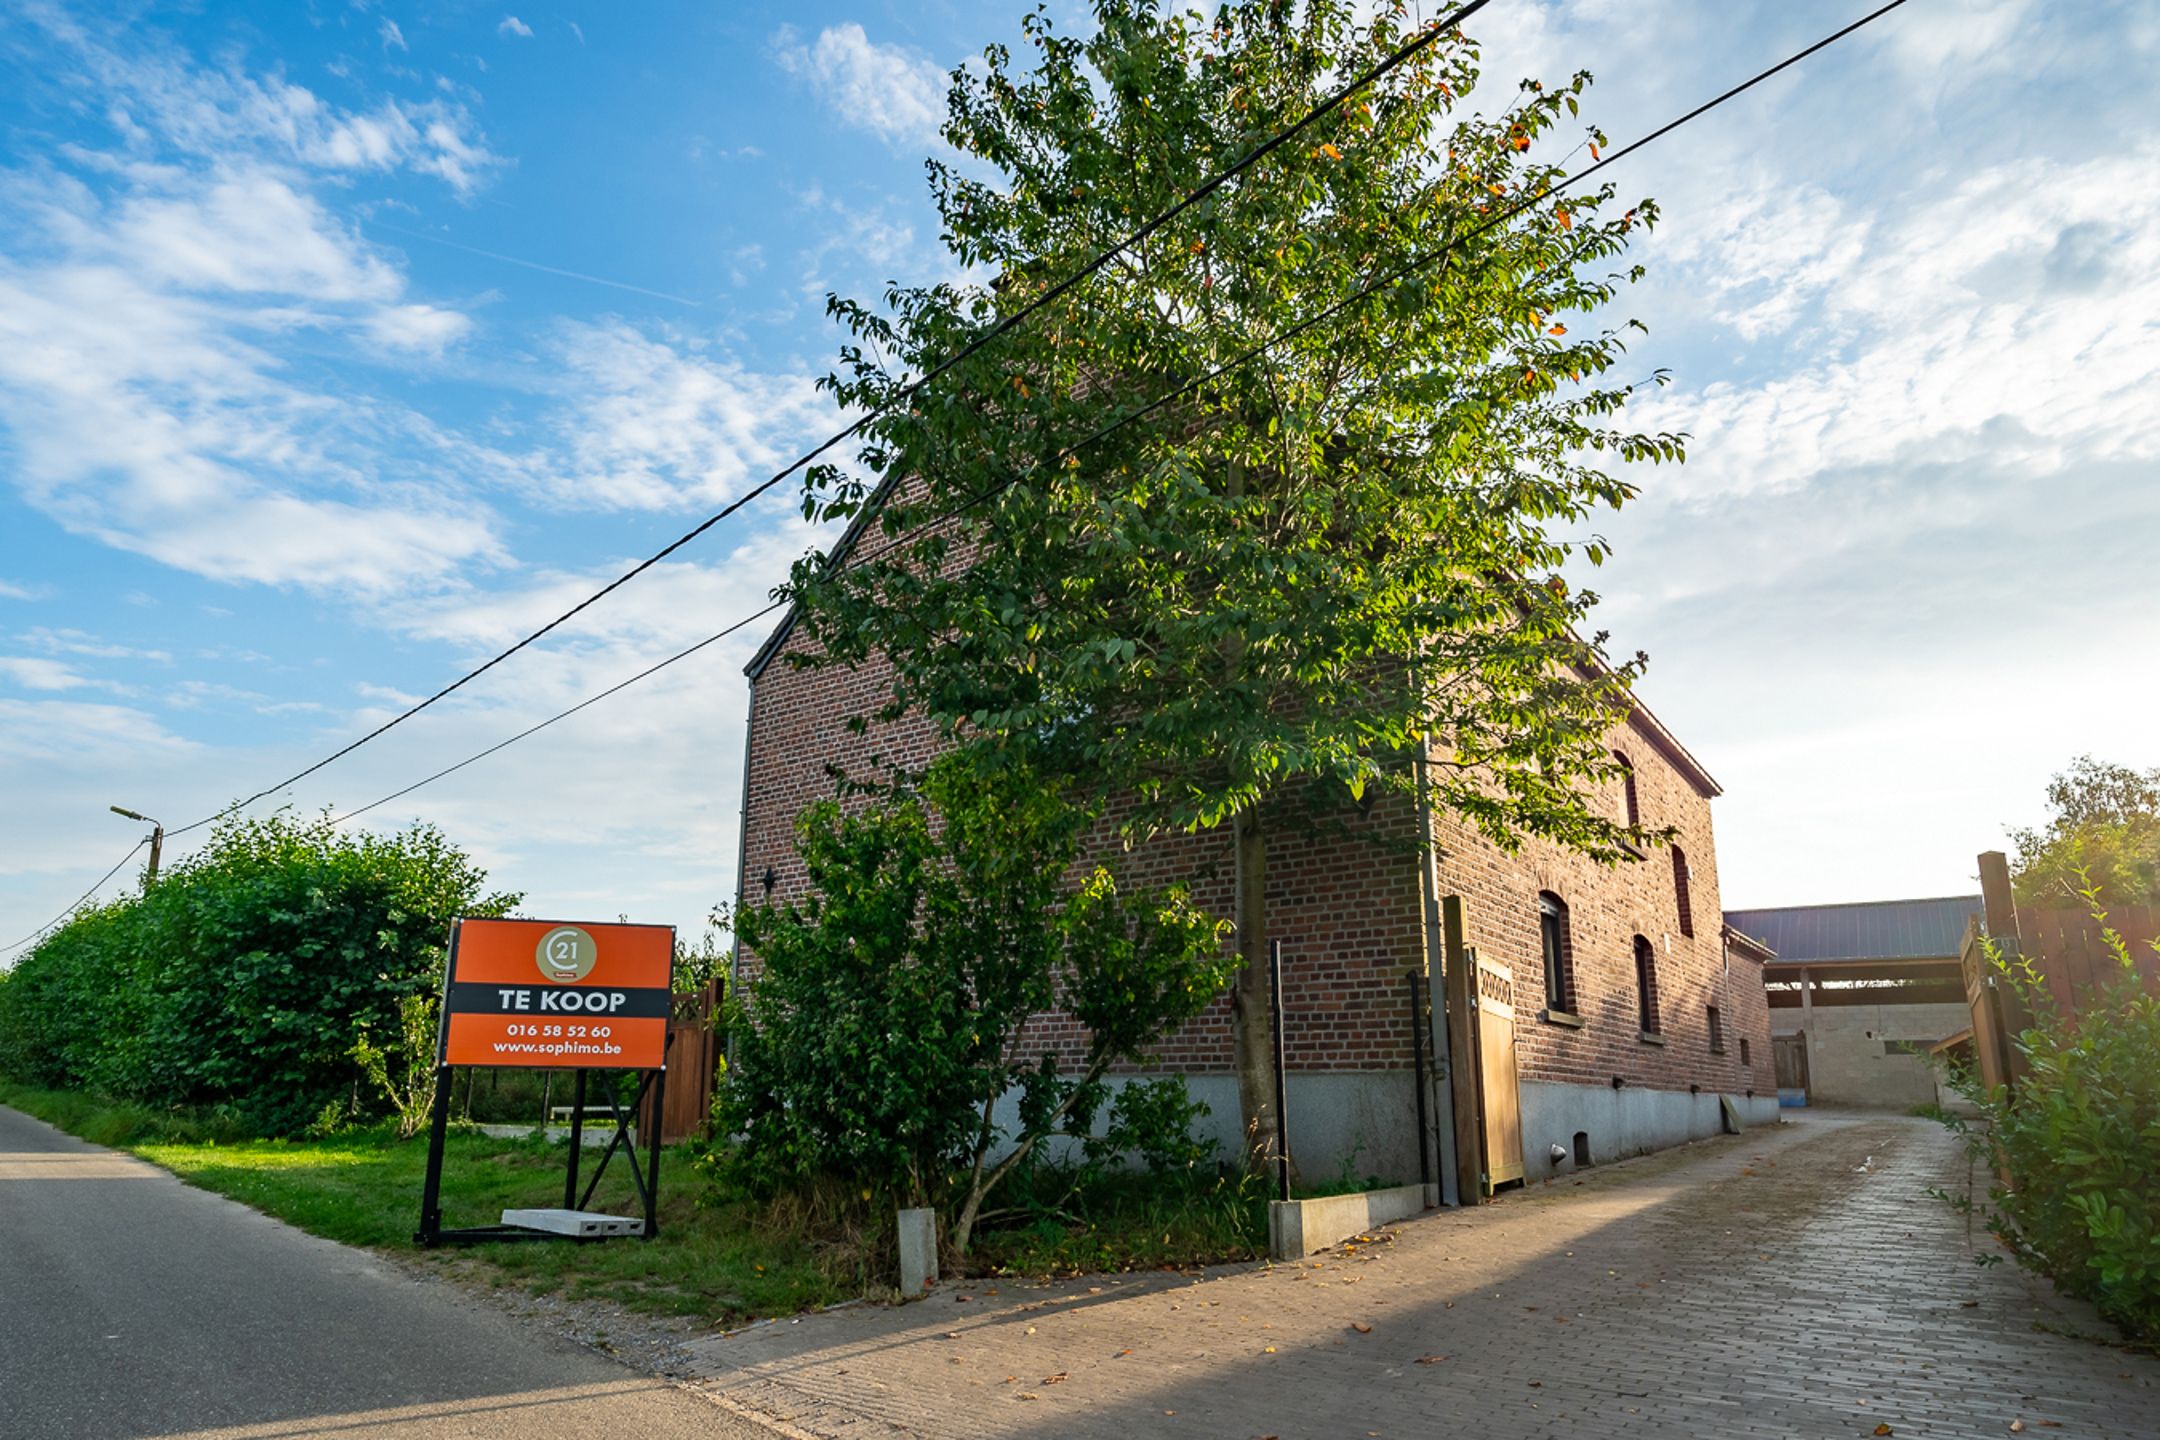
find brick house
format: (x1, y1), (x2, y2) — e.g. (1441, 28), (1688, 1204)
(733, 566), (1777, 1199)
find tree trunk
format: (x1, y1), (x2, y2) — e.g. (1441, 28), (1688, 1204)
(1230, 807), (1279, 1173)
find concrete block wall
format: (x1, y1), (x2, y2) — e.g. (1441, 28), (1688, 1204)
(1771, 1001), (1970, 1109)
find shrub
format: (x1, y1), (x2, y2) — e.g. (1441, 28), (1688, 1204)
(1947, 897), (2160, 1341)
(710, 750), (1234, 1256)
(0, 811), (517, 1135)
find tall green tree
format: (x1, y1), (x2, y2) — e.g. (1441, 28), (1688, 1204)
(786, 1), (1678, 1162)
(2009, 755), (2160, 906)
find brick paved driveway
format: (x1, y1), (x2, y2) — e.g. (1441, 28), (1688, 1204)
(679, 1111), (2157, 1438)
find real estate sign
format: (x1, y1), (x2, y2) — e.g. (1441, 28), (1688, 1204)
(439, 918), (673, 1069)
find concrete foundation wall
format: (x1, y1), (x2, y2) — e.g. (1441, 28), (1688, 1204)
(1771, 1002), (1970, 1109)
(994, 1071), (1432, 1189)
(1517, 1080), (1779, 1183)
(1003, 1071), (1781, 1193)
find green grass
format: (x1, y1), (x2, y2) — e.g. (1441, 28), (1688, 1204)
(0, 1084), (857, 1322)
(1, 1083), (1284, 1312)
(965, 1164), (1271, 1279)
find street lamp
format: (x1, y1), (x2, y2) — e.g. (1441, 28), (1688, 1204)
(109, 806), (164, 886)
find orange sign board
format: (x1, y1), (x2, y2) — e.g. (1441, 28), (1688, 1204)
(439, 918), (674, 1069)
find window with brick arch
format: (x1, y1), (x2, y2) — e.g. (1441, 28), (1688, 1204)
(1538, 892), (1573, 1014)
(1706, 1004), (1725, 1053)
(1634, 935), (1661, 1035)
(1672, 845), (1695, 937)
(1614, 750), (1639, 829)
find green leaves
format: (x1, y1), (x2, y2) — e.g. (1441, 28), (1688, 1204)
(0, 811), (517, 1137)
(790, 1), (1674, 872)
(712, 749), (1232, 1242)
(1944, 919), (2160, 1341)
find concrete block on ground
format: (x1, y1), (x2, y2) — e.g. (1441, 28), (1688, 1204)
(1268, 1183), (1428, 1261)
(897, 1207), (938, 1296)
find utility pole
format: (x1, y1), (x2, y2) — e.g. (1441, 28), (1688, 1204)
(109, 805), (164, 886)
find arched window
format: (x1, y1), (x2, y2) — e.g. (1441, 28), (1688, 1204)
(1538, 892), (1573, 1014)
(1673, 846), (1695, 937)
(1614, 750), (1639, 829)
(1634, 935), (1661, 1035)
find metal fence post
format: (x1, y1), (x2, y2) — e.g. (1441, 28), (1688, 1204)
(1270, 937), (1291, 1203)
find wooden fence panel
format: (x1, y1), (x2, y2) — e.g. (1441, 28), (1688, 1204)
(641, 979), (724, 1144)
(2015, 904), (2160, 1009)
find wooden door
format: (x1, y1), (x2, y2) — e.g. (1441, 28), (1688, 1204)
(1472, 946), (1525, 1190)
(1773, 1032), (1809, 1097)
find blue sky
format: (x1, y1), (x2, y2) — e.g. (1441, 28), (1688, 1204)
(2, 0), (2156, 955)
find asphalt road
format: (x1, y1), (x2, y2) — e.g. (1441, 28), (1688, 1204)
(0, 1105), (768, 1440)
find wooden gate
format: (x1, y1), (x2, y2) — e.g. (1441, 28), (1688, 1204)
(1440, 897), (1526, 1200)
(1773, 1032), (1809, 1099)
(1472, 946), (1525, 1190)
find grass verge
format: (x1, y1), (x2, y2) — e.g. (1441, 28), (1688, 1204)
(1, 1085), (1291, 1316)
(0, 1084), (856, 1322)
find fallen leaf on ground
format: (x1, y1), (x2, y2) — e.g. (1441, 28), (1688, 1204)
(1043, 1373), (1067, 1385)
(1115, 1348), (1133, 1357)
(1874, 1426), (1894, 1436)
(1415, 1355), (1448, 1365)
(1263, 1346), (1277, 1354)
(2010, 1423), (2025, 1433)
(1352, 1322), (1373, 1334)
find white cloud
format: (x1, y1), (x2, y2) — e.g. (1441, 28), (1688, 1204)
(0, 580), (48, 601)
(771, 24), (946, 147)
(364, 302), (473, 353)
(1631, 147), (2160, 509)
(104, 171), (401, 300)
(0, 699), (194, 761)
(379, 19), (409, 54)
(498, 16), (534, 40)
(34, 14), (502, 198)
(0, 249), (506, 592)
(19, 628), (170, 663)
(539, 319), (830, 509)
(1871, 0), (2033, 81)
(0, 657), (93, 692)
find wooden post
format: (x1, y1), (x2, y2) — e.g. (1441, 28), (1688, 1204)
(1978, 851), (2018, 944)
(1440, 895), (1483, 1205)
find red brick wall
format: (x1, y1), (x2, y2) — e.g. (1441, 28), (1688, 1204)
(736, 615), (1768, 1099)
(1431, 725), (1772, 1099)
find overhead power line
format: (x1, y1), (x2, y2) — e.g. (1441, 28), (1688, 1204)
(312, 0), (1916, 830)
(0, 840), (147, 961)
(166, 0), (1500, 841)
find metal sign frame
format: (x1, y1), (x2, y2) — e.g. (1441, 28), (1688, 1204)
(414, 1063), (668, 1246)
(413, 917), (675, 1247)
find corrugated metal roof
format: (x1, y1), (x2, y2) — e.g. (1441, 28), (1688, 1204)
(1721, 895), (1982, 965)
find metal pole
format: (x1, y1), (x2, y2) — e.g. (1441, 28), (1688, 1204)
(1410, 971), (1431, 1195)
(1269, 937), (1290, 1203)
(563, 1069), (586, 1210)
(414, 1065), (455, 1245)
(145, 824), (163, 886)
(644, 1065), (667, 1240)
